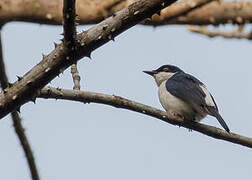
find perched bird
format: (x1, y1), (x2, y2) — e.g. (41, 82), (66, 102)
(143, 64), (230, 132)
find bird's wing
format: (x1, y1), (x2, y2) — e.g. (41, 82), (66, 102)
(166, 72), (230, 132)
(165, 72), (211, 111)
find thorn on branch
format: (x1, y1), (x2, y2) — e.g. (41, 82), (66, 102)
(8, 83), (13, 88)
(54, 42), (59, 48)
(16, 106), (21, 113)
(86, 52), (92, 59)
(42, 53), (47, 59)
(16, 75), (22, 81)
(31, 97), (36, 104)
(59, 68), (65, 74)
(108, 34), (114, 41)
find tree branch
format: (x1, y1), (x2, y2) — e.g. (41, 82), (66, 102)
(63, 0), (77, 48)
(71, 63), (81, 90)
(0, 0), (178, 119)
(39, 86), (252, 148)
(147, 1), (252, 25)
(143, 0), (215, 24)
(62, 0), (81, 90)
(0, 30), (40, 180)
(0, 32), (8, 89)
(1, 0), (252, 26)
(188, 25), (252, 40)
(11, 112), (40, 180)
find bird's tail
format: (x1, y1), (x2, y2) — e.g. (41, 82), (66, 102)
(207, 106), (230, 133)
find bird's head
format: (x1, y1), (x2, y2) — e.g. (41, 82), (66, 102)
(143, 65), (183, 86)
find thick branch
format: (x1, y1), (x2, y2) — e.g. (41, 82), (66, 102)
(0, 0), (252, 25)
(0, 0), (178, 119)
(143, 0), (215, 24)
(0, 0), (124, 25)
(0, 30), (39, 180)
(39, 86), (252, 148)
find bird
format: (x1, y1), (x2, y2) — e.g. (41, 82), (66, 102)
(143, 64), (230, 132)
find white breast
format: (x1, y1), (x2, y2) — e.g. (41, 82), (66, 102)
(158, 81), (206, 121)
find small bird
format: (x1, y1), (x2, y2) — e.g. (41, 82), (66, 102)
(143, 64), (230, 132)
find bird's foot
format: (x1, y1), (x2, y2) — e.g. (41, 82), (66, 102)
(171, 111), (185, 120)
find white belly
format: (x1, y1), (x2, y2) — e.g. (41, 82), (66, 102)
(158, 82), (206, 121)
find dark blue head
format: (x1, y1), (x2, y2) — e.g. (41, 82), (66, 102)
(143, 65), (183, 76)
(143, 64), (184, 86)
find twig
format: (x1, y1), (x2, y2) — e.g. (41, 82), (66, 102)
(0, 0), (178, 119)
(71, 63), (81, 90)
(188, 25), (252, 40)
(39, 86), (252, 148)
(0, 29), (40, 180)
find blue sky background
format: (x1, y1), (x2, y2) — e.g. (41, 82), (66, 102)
(0, 21), (252, 180)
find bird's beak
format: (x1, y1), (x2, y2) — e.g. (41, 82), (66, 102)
(143, 70), (157, 76)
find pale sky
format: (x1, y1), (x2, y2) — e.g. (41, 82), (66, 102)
(0, 22), (252, 180)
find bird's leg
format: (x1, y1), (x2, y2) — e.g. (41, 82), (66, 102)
(184, 116), (198, 132)
(169, 111), (196, 132)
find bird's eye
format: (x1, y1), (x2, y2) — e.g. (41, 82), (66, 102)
(163, 67), (169, 72)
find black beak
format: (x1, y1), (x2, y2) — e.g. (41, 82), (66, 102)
(143, 70), (157, 76)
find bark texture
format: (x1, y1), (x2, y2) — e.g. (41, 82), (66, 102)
(0, 0), (252, 25)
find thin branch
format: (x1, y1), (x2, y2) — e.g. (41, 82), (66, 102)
(39, 86), (252, 148)
(0, 30), (40, 180)
(63, 0), (77, 49)
(62, 0), (81, 90)
(11, 112), (40, 180)
(1, 0), (252, 26)
(0, 0), (178, 119)
(71, 63), (81, 90)
(188, 25), (252, 40)
(0, 32), (8, 89)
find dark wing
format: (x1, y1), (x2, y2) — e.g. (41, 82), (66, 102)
(166, 72), (230, 132)
(165, 72), (207, 111)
